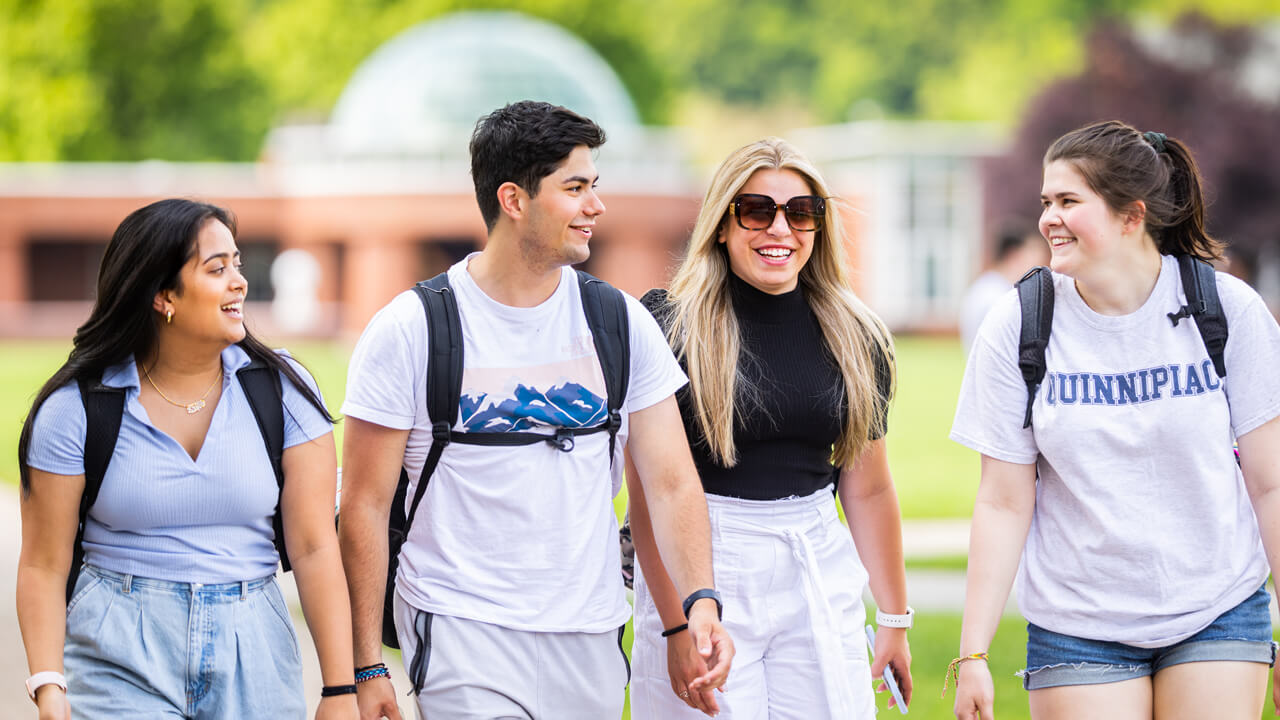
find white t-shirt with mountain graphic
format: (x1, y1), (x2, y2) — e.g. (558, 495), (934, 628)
(343, 256), (686, 632)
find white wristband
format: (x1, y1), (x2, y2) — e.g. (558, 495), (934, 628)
(875, 606), (914, 629)
(25, 671), (67, 702)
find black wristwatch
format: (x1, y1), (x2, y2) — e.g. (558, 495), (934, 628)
(681, 588), (723, 620)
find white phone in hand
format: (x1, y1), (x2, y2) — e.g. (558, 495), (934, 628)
(865, 624), (908, 714)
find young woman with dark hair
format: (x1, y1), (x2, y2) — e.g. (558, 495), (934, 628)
(951, 120), (1280, 719)
(17, 199), (358, 720)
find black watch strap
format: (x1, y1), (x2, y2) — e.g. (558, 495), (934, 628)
(681, 588), (723, 619)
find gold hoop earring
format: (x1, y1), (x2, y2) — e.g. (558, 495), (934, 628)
(166, 309), (173, 324)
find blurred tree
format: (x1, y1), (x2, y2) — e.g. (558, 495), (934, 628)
(0, 0), (269, 161)
(985, 13), (1280, 274)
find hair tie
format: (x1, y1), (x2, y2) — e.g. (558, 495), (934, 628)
(1143, 131), (1167, 153)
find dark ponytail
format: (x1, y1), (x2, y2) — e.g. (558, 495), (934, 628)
(18, 198), (335, 495)
(1044, 120), (1222, 261)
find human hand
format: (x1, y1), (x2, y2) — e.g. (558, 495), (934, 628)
(315, 692), (360, 720)
(35, 686), (70, 720)
(684, 602), (735, 714)
(952, 657), (994, 720)
(355, 677), (404, 720)
(871, 626), (913, 710)
(666, 628), (718, 715)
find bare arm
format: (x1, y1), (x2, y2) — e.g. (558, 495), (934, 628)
(838, 437), (912, 708)
(337, 417), (410, 720)
(626, 450), (719, 714)
(627, 396), (734, 694)
(954, 455), (1036, 720)
(17, 469), (82, 720)
(280, 431), (358, 718)
(1236, 415), (1280, 714)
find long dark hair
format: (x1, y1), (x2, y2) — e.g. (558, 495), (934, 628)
(1045, 120), (1222, 261)
(18, 198), (335, 494)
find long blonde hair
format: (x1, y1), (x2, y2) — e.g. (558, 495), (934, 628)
(667, 137), (895, 467)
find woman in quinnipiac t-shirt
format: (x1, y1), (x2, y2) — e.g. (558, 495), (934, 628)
(626, 137), (913, 719)
(951, 121), (1280, 720)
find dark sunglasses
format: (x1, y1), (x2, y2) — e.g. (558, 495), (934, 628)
(729, 193), (825, 232)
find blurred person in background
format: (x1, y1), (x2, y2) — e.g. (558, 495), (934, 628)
(959, 229), (1049, 353)
(951, 121), (1280, 720)
(16, 199), (356, 720)
(627, 137), (913, 719)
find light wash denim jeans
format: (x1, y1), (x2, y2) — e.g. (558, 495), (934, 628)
(64, 565), (305, 719)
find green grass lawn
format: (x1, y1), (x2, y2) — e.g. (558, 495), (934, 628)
(0, 335), (983, 518)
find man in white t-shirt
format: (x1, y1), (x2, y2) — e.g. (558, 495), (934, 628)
(339, 101), (733, 720)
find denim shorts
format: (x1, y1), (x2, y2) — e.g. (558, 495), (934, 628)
(64, 565), (305, 719)
(1021, 584), (1276, 690)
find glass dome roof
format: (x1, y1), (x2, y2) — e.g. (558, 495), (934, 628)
(329, 11), (641, 155)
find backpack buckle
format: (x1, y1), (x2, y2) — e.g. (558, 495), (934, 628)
(606, 409), (622, 432)
(551, 428), (575, 453)
(431, 421), (452, 446)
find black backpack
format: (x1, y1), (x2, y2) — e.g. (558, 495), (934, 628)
(1015, 254), (1227, 428)
(381, 269), (631, 648)
(73, 360), (287, 603)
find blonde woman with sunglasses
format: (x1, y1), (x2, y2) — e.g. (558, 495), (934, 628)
(626, 137), (913, 718)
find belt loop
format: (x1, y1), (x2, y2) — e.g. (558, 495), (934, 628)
(122, 573), (133, 595)
(240, 580), (248, 601)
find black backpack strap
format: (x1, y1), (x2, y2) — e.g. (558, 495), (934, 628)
(383, 271), (461, 649)
(1016, 266), (1055, 429)
(577, 271), (630, 464)
(73, 377), (126, 603)
(405, 272), (463, 532)
(237, 361), (288, 571)
(1168, 254), (1227, 378)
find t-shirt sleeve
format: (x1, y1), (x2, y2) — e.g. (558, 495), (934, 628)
(341, 292), (424, 431)
(276, 351), (334, 449)
(950, 292), (1040, 464)
(25, 381), (88, 476)
(868, 340), (894, 441)
(624, 291), (688, 414)
(1219, 275), (1280, 437)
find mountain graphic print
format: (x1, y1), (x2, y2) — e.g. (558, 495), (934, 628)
(457, 352), (607, 433)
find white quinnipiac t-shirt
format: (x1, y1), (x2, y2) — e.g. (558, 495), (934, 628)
(343, 257), (687, 632)
(952, 254), (1280, 647)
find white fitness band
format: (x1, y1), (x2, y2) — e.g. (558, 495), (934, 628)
(25, 671), (67, 702)
(875, 606), (915, 629)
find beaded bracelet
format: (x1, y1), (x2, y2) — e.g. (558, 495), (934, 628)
(660, 623), (689, 638)
(941, 652), (989, 696)
(356, 666), (391, 683)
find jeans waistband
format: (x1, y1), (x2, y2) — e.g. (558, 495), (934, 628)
(84, 564), (275, 599)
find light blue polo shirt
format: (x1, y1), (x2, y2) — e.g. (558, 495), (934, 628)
(27, 344), (333, 583)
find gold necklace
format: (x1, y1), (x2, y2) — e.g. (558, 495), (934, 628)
(142, 362), (222, 414)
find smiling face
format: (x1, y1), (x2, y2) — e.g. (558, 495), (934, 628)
(158, 219), (247, 347)
(519, 144), (606, 270)
(721, 168), (817, 295)
(1038, 159), (1133, 279)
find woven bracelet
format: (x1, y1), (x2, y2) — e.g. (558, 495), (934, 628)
(356, 666), (391, 683)
(941, 652), (988, 697)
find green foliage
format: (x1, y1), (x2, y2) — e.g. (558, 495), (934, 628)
(2, 0), (1276, 160)
(0, 0), (270, 161)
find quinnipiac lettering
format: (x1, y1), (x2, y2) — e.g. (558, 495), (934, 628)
(1044, 360), (1221, 407)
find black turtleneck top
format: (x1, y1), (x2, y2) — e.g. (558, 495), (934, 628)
(641, 273), (890, 501)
